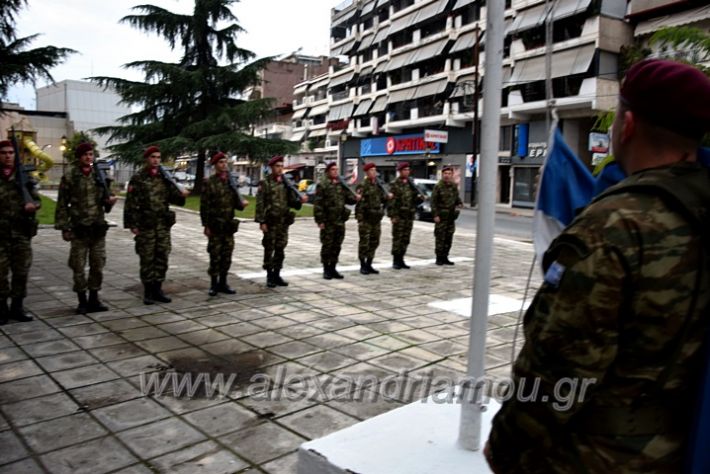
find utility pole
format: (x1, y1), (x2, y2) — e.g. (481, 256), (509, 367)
(545, 0), (554, 130)
(458, 0), (505, 451)
(470, 22), (481, 207)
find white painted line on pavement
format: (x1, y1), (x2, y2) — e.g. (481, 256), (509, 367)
(428, 294), (531, 318)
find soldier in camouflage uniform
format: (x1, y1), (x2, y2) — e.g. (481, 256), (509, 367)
(0, 139), (39, 325)
(388, 162), (424, 269)
(255, 156), (306, 288)
(200, 152), (248, 296)
(486, 60), (710, 473)
(55, 143), (117, 314)
(355, 162), (389, 275)
(314, 161), (359, 280)
(431, 166), (462, 266)
(124, 146), (188, 305)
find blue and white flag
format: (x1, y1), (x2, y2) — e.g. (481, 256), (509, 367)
(532, 127), (595, 264)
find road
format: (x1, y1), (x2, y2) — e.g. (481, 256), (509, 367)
(417, 208), (534, 241)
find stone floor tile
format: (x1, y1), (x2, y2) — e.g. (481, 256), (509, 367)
(295, 351), (358, 373)
(237, 388), (316, 419)
(327, 396), (404, 421)
(7, 328), (63, 345)
(0, 458), (43, 473)
(52, 364), (119, 390)
(331, 342), (390, 362)
(58, 323), (109, 338)
(39, 436), (138, 474)
(18, 413), (107, 453)
(156, 320), (206, 336)
(176, 329), (229, 346)
(261, 452), (298, 474)
(0, 335), (13, 349)
(22, 339), (80, 358)
(278, 404), (358, 440)
(192, 313), (239, 327)
(240, 331), (292, 348)
(92, 397), (171, 432)
(2, 392), (79, 427)
(215, 322), (263, 338)
(221, 422), (306, 465)
(334, 326), (381, 341)
(267, 341), (321, 360)
(147, 440), (249, 474)
(134, 336), (190, 354)
(107, 355), (168, 377)
(0, 430), (28, 465)
(101, 318), (150, 332)
(0, 375), (61, 403)
(0, 360), (43, 383)
(183, 402), (259, 437)
(300, 333), (353, 350)
(70, 379), (143, 411)
(201, 339), (255, 357)
(35, 351), (98, 372)
(117, 326), (170, 342)
(117, 418), (207, 459)
(89, 343), (148, 363)
(73, 333), (126, 350)
(109, 464), (154, 474)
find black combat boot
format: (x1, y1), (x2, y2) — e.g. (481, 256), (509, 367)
(9, 298), (33, 322)
(435, 255), (445, 266)
(218, 274), (236, 294)
(273, 269), (289, 287)
(443, 256), (455, 266)
(153, 282), (172, 303)
(359, 259), (370, 275)
(392, 255), (404, 270)
(0, 298), (8, 325)
(323, 264), (333, 280)
(366, 258), (379, 274)
(266, 270), (277, 288)
(209, 276), (219, 296)
(88, 290), (109, 312)
(143, 283), (155, 305)
(400, 255), (411, 269)
(76, 291), (89, 314)
(330, 264), (344, 279)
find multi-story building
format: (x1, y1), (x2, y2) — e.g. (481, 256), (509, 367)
(294, 0), (633, 207)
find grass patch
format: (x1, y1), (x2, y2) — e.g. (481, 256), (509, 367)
(182, 195), (313, 219)
(37, 195), (56, 225)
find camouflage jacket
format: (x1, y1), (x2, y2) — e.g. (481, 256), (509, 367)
(0, 166), (40, 234)
(355, 177), (386, 223)
(123, 168), (184, 230)
(255, 174), (301, 225)
(200, 174), (246, 231)
(387, 177), (423, 220)
(488, 163), (710, 473)
(313, 176), (357, 225)
(55, 166), (112, 231)
(431, 180), (462, 221)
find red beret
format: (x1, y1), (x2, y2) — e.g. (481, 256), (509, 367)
(397, 161), (410, 171)
(0, 140), (12, 149)
(325, 161), (337, 171)
(143, 145), (160, 158)
(268, 155), (284, 167)
(621, 59), (710, 139)
(442, 164), (454, 172)
(211, 152), (226, 165)
(363, 162), (376, 171)
(74, 142), (93, 158)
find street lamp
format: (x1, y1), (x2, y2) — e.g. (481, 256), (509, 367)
(60, 135), (67, 175)
(337, 130), (348, 173)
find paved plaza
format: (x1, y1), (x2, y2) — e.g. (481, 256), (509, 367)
(0, 197), (540, 474)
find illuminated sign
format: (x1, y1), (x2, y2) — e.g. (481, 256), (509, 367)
(360, 133), (441, 157)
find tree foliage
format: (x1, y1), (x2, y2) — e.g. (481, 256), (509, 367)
(63, 131), (100, 164)
(92, 0), (296, 193)
(0, 0), (75, 100)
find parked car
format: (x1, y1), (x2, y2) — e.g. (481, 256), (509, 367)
(305, 183), (317, 204)
(298, 179), (313, 192)
(414, 179), (438, 221)
(173, 171), (196, 190)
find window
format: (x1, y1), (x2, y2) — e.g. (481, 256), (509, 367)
(420, 17), (446, 39)
(392, 0), (414, 13)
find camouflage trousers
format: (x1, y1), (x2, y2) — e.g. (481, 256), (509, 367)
(207, 232), (234, 277)
(320, 222), (345, 266)
(357, 220), (381, 260)
(262, 224), (289, 270)
(69, 236), (106, 292)
(0, 233), (32, 298)
(434, 220), (456, 258)
(391, 218), (413, 256)
(134, 224), (171, 284)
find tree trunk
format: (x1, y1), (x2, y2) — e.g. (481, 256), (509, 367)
(192, 149), (207, 195)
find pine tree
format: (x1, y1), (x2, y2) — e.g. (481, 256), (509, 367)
(92, 0), (296, 194)
(0, 0), (74, 100)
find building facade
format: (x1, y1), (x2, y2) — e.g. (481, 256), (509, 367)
(293, 0), (634, 207)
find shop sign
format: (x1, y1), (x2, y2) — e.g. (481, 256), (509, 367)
(361, 133), (441, 157)
(424, 129), (449, 143)
(589, 132), (609, 153)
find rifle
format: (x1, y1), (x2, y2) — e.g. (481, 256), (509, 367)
(158, 165), (186, 206)
(337, 175), (358, 201)
(406, 176), (428, 202)
(94, 160), (114, 213)
(9, 129), (39, 208)
(227, 172), (247, 211)
(283, 173), (304, 210)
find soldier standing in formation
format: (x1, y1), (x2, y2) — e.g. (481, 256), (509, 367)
(431, 165), (462, 266)
(124, 145), (188, 305)
(314, 161), (359, 280)
(387, 162), (423, 269)
(200, 152), (248, 296)
(0, 139), (39, 325)
(355, 162), (388, 275)
(55, 143), (117, 314)
(255, 156), (306, 288)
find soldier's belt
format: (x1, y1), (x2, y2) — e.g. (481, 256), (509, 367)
(574, 404), (686, 436)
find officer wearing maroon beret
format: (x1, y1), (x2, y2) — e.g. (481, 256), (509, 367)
(355, 162), (389, 274)
(487, 59), (710, 472)
(387, 161), (424, 269)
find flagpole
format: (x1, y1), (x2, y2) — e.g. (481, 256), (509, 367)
(458, 0), (505, 451)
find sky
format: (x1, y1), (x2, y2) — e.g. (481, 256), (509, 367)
(8, 0), (337, 108)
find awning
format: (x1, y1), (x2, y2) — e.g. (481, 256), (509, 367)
(308, 128), (328, 137)
(359, 65), (374, 77)
(373, 26), (390, 44)
(330, 71), (355, 89)
(289, 131), (305, 142)
(450, 29), (484, 54)
(308, 103), (330, 117)
(413, 0), (449, 24)
(412, 78), (448, 99)
(370, 95), (388, 113)
(358, 32), (376, 51)
(453, 0), (475, 10)
(409, 37), (449, 64)
(361, 0), (376, 16)
(450, 74), (478, 98)
(509, 0), (592, 35)
(376, 0), (388, 7)
(294, 83), (309, 95)
(327, 102), (354, 121)
(389, 85), (418, 103)
(635, 4), (710, 36)
(331, 36), (357, 56)
(374, 60), (388, 74)
(354, 99), (373, 116)
(509, 45), (596, 84)
(389, 10), (418, 35)
(386, 49), (416, 71)
(292, 108), (308, 119)
(332, 8), (357, 28)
